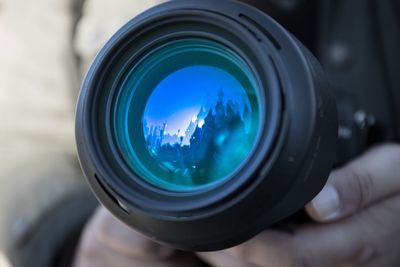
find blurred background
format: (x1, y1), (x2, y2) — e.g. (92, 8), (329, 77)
(0, 1), (163, 266)
(1, 0), (399, 266)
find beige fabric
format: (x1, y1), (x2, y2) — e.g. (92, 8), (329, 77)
(0, 0), (163, 263)
(75, 0), (165, 74)
(0, 0), (83, 253)
(0, 252), (11, 267)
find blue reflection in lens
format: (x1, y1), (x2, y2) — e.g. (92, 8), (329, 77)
(112, 39), (261, 192)
(142, 65), (254, 188)
(143, 65), (252, 146)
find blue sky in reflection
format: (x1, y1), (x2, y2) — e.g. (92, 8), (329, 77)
(143, 65), (250, 141)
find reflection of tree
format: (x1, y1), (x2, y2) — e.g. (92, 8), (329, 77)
(143, 89), (251, 185)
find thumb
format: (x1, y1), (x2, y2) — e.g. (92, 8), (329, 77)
(306, 143), (400, 222)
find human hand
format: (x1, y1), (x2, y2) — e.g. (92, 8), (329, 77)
(198, 144), (400, 267)
(74, 144), (400, 267)
(73, 207), (205, 267)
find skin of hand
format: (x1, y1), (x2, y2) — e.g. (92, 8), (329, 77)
(73, 207), (205, 267)
(198, 144), (400, 267)
(74, 144), (400, 267)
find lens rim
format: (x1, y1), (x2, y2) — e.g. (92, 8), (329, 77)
(112, 38), (262, 192)
(78, 9), (282, 216)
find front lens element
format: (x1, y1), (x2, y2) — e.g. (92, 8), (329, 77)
(113, 39), (261, 192)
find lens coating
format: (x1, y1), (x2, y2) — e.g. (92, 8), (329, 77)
(112, 39), (261, 192)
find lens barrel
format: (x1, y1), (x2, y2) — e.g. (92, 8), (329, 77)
(76, 0), (337, 251)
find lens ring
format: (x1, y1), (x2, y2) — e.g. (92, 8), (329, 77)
(79, 6), (283, 215)
(111, 38), (262, 192)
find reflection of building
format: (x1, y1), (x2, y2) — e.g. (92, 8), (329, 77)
(143, 89), (251, 184)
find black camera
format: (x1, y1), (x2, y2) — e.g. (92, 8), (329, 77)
(75, 0), (398, 251)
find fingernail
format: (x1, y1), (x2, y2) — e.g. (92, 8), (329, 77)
(311, 185), (341, 221)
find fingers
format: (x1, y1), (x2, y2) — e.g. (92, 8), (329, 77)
(197, 251), (260, 267)
(297, 194), (400, 267)
(88, 207), (174, 260)
(306, 144), (400, 222)
(226, 195), (400, 267)
(221, 143), (400, 267)
(74, 207), (207, 267)
(217, 230), (303, 267)
(224, 231), (297, 267)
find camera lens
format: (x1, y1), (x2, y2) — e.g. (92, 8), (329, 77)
(112, 39), (261, 192)
(76, 0), (337, 251)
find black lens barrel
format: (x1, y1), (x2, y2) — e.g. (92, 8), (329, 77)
(76, 0), (337, 251)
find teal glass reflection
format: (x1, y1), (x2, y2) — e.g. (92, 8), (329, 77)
(143, 65), (255, 186)
(112, 39), (261, 192)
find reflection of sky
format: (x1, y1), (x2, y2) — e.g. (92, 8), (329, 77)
(143, 65), (250, 136)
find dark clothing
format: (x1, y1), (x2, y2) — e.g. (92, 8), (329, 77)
(242, 0), (400, 158)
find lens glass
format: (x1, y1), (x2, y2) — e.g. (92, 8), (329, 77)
(113, 39), (261, 192)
